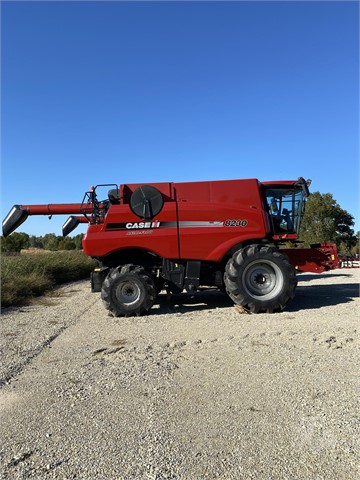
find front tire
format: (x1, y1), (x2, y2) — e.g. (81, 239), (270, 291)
(224, 244), (297, 313)
(101, 264), (156, 317)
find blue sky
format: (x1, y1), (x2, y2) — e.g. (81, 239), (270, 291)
(1, 0), (359, 236)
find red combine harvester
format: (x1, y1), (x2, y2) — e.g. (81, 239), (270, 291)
(2, 177), (339, 316)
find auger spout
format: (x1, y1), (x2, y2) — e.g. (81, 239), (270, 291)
(62, 216), (89, 237)
(2, 205), (29, 237)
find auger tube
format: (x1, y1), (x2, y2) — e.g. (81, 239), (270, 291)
(2, 203), (92, 237)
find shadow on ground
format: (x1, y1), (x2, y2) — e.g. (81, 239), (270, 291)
(287, 282), (359, 312)
(296, 273), (353, 282)
(154, 289), (234, 315)
(152, 280), (359, 315)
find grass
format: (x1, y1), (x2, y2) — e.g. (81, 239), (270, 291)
(1, 250), (96, 308)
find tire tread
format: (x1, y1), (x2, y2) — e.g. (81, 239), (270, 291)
(101, 264), (156, 317)
(224, 244), (297, 313)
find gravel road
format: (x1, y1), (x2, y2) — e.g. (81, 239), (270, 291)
(1, 269), (359, 480)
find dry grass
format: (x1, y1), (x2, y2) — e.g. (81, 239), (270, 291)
(1, 251), (96, 308)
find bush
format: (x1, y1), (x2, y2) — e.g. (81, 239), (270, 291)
(1, 232), (30, 253)
(1, 251), (96, 307)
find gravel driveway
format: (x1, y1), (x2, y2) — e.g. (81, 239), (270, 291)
(0, 269), (359, 479)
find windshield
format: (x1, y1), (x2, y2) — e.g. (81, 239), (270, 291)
(265, 187), (305, 234)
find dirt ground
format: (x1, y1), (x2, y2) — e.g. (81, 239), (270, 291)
(0, 268), (359, 479)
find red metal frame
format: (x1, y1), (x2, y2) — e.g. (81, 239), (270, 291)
(282, 243), (340, 273)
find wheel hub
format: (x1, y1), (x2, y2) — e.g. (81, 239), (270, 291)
(243, 260), (284, 299)
(254, 273), (268, 285)
(249, 269), (272, 293)
(124, 286), (135, 298)
(116, 281), (141, 305)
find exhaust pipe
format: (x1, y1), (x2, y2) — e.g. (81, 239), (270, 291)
(2, 205), (29, 237)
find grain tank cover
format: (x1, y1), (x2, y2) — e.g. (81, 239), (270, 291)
(130, 185), (164, 219)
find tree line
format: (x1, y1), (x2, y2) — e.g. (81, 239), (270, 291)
(1, 233), (84, 253)
(1, 191), (358, 256)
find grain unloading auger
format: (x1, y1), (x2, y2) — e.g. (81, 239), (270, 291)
(2, 184), (118, 237)
(2, 177), (340, 316)
(3, 204), (90, 237)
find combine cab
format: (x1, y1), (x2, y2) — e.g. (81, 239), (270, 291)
(3, 176), (339, 316)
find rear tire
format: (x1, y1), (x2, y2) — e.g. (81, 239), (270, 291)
(224, 244), (297, 313)
(101, 264), (156, 317)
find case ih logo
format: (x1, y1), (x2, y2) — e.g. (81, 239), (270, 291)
(126, 221), (161, 229)
(106, 221), (161, 231)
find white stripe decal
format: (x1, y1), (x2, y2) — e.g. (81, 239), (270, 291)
(178, 221), (224, 228)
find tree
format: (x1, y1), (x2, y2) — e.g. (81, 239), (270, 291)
(29, 235), (44, 249)
(350, 231), (360, 256)
(42, 233), (60, 251)
(1, 232), (30, 253)
(299, 192), (356, 252)
(73, 233), (84, 250)
(58, 238), (76, 250)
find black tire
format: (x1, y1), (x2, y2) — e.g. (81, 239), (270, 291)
(101, 264), (156, 317)
(224, 244), (297, 313)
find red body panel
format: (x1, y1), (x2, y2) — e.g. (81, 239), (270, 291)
(176, 179), (268, 261)
(177, 205), (267, 261)
(83, 202), (180, 259)
(82, 179), (271, 261)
